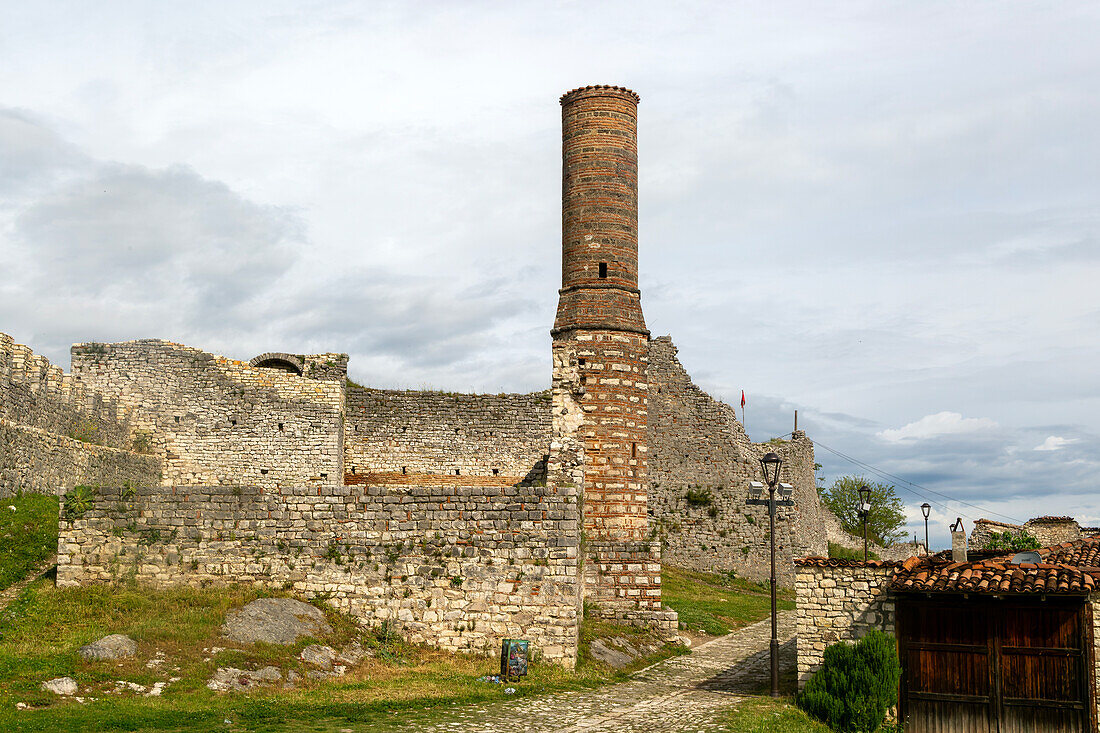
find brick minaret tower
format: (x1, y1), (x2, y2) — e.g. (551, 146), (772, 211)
(553, 86), (671, 627)
(553, 85), (649, 542)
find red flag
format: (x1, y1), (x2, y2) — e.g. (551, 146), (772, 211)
(741, 390), (746, 408)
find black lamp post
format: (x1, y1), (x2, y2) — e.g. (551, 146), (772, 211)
(747, 451), (793, 698)
(920, 502), (932, 556)
(858, 485), (872, 562)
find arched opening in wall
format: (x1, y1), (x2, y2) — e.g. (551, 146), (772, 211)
(249, 352), (305, 376)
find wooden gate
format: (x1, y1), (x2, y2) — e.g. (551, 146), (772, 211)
(897, 596), (1094, 732)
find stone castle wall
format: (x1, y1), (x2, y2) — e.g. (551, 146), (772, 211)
(344, 386), (551, 481)
(794, 559), (897, 688)
(647, 337), (828, 583)
(71, 340), (344, 489)
(971, 516), (1092, 549)
(0, 332), (161, 495)
(57, 476), (582, 665)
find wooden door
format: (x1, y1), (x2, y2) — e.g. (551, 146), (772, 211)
(897, 596), (1093, 733)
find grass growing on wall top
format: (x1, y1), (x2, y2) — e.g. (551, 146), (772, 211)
(0, 494), (59, 592)
(827, 542), (881, 562)
(661, 566), (794, 636)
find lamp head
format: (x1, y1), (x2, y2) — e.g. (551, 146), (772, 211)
(748, 481), (764, 501)
(759, 452), (782, 486)
(858, 485), (871, 515)
(778, 483), (794, 500)
(921, 502), (931, 519)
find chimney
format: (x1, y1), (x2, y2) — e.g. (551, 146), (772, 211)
(951, 518), (968, 562)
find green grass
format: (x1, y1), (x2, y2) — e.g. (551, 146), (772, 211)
(0, 494), (59, 592)
(0, 580), (686, 731)
(661, 567), (794, 636)
(827, 541), (880, 562)
(719, 697), (834, 732)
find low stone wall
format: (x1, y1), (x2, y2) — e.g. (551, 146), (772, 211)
(794, 559), (898, 688)
(57, 477), (583, 666)
(0, 418), (161, 496)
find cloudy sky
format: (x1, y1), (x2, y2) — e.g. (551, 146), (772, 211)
(2, 2), (1098, 548)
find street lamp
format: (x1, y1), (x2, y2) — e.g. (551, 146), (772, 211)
(858, 485), (871, 562)
(746, 451), (793, 698)
(920, 503), (932, 556)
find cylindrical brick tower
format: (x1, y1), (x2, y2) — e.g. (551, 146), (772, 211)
(553, 85), (650, 544)
(553, 85), (647, 337)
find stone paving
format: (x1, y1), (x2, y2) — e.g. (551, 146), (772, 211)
(376, 610), (797, 732)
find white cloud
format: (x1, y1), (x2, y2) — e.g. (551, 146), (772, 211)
(1035, 436), (1079, 452)
(877, 412), (999, 443)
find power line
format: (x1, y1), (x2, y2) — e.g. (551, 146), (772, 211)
(803, 435), (1025, 525)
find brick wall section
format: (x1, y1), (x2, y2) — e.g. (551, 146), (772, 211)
(71, 340), (344, 489)
(648, 337), (828, 583)
(344, 386), (551, 480)
(0, 419), (161, 496)
(795, 560), (897, 688)
(1091, 595), (1100, 725)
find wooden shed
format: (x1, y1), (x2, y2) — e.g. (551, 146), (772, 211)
(890, 539), (1100, 732)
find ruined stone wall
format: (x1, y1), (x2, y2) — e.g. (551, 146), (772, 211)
(0, 332), (161, 495)
(344, 386), (551, 481)
(0, 419), (160, 496)
(57, 476), (582, 665)
(0, 332), (132, 450)
(71, 340), (343, 489)
(795, 559), (897, 688)
(971, 516), (1087, 549)
(647, 337), (828, 583)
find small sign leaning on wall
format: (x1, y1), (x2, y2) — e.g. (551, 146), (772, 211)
(500, 638), (529, 679)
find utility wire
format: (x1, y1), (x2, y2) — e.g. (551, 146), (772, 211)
(797, 434), (1025, 525)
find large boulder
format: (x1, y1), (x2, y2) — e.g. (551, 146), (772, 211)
(222, 598), (332, 645)
(79, 634), (137, 660)
(300, 644), (337, 669)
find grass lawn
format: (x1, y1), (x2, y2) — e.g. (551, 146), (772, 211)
(0, 579), (683, 732)
(719, 697), (833, 732)
(0, 495), (59, 592)
(661, 567), (794, 636)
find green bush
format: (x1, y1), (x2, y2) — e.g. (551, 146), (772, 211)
(986, 530), (1041, 551)
(685, 489), (713, 506)
(798, 630), (901, 732)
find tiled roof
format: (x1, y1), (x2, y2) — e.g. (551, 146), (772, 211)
(889, 535), (1100, 596)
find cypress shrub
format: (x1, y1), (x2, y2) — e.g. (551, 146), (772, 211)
(798, 629), (901, 732)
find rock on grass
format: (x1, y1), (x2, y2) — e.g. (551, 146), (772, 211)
(222, 598), (332, 645)
(79, 634), (137, 661)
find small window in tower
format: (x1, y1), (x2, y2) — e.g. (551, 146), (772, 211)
(455, 469), (461, 476)
(579, 358), (586, 366)
(492, 468), (500, 476)
(632, 442), (637, 458)
(598, 262), (608, 279)
(401, 466), (407, 475)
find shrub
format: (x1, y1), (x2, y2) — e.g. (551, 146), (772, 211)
(986, 530), (1041, 551)
(62, 485), (96, 519)
(685, 489), (713, 506)
(799, 630), (901, 732)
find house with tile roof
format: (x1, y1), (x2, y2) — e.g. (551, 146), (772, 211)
(796, 531), (1100, 732)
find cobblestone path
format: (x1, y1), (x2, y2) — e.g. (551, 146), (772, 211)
(378, 610), (797, 733)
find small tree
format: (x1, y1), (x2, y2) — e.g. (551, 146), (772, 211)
(799, 630), (901, 732)
(822, 476), (906, 546)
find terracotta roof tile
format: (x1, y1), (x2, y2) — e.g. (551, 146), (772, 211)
(889, 534), (1100, 596)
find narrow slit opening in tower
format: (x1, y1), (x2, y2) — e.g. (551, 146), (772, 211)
(598, 262), (608, 279)
(492, 468), (499, 476)
(632, 442), (637, 458)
